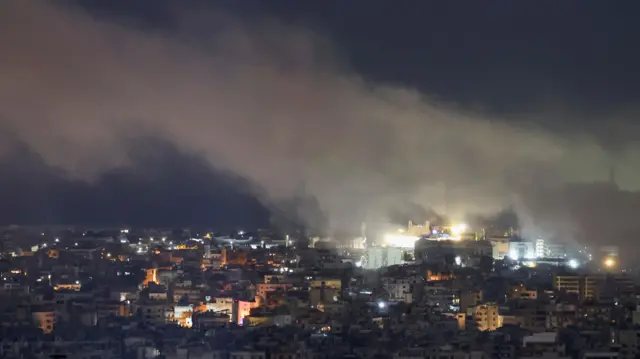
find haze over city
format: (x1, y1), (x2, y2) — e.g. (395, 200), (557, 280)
(3, 2), (640, 358)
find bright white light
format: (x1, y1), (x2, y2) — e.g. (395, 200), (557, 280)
(74, 242), (78, 246)
(55, 238), (59, 242)
(383, 233), (419, 248)
(509, 250), (520, 260)
(355, 260), (362, 267)
(604, 257), (616, 268)
(238, 230), (245, 236)
(451, 223), (467, 236)
(455, 256), (462, 266)
(377, 302), (386, 309)
(75, 280), (80, 284)
(567, 259), (579, 269)
(162, 237), (166, 242)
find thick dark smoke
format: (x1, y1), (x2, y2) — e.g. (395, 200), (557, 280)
(0, 139), (269, 228)
(1, 2), (640, 250)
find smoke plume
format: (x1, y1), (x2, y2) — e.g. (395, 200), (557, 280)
(1, 2), (639, 245)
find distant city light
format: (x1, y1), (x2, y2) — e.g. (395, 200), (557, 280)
(567, 259), (579, 269)
(54, 238), (59, 243)
(238, 230), (245, 236)
(377, 301), (386, 309)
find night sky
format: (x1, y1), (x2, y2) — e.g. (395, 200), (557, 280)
(1, 1), (639, 248)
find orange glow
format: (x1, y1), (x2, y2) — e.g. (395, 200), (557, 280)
(236, 300), (252, 325)
(143, 268), (158, 286)
(426, 270), (454, 282)
(221, 248), (247, 265)
(54, 283), (81, 291)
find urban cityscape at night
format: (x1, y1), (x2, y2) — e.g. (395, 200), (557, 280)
(1, 1), (640, 359)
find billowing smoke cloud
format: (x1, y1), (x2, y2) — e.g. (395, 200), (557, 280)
(1, 2), (639, 243)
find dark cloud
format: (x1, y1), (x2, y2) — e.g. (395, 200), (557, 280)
(1, 2), (640, 252)
(0, 139), (268, 228)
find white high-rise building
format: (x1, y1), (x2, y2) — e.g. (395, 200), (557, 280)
(546, 243), (566, 259)
(364, 247), (404, 269)
(508, 241), (536, 261)
(535, 239), (546, 258)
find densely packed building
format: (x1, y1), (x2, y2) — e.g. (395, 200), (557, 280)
(0, 225), (636, 359)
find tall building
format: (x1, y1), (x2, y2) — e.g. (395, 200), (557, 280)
(546, 243), (566, 259)
(508, 241), (535, 260)
(364, 247), (404, 269)
(473, 303), (502, 331)
(535, 239), (546, 258)
(554, 274), (634, 301)
(407, 221), (431, 237)
(489, 238), (510, 260)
